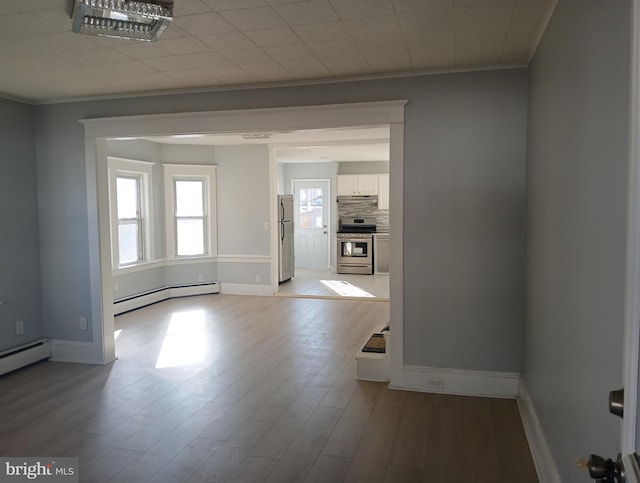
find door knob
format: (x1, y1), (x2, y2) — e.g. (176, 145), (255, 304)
(588, 454), (612, 479)
(579, 454), (625, 482)
(609, 389), (624, 418)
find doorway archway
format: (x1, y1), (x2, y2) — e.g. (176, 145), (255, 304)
(80, 100), (407, 377)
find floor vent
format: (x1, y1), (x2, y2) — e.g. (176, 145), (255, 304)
(0, 339), (50, 376)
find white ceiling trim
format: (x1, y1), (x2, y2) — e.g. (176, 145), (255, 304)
(80, 99), (408, 137)
(29, 62), (526, 106)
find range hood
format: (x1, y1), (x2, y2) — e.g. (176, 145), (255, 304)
(337, 195), (378, 204)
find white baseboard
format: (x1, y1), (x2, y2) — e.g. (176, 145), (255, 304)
(220, 283), (273, 296)
(517, 378), (561, 483)
(389, 364), (520, 398)
(49, 339), (111, 365)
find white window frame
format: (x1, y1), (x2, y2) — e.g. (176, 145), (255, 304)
(164, 164), (217, 259)
(107, 157), (154, 269)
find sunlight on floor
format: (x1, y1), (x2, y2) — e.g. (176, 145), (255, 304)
(155, 309), (212, 369)
(320, 280), (375, 298)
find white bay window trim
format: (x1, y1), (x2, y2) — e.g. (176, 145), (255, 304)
(107, 157), (154, 269)
(163, 164), (218, 259)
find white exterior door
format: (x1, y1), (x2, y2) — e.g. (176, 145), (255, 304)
(292, 180), (330, 269)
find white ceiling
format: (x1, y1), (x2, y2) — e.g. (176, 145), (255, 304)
(0, 0), (557, 104)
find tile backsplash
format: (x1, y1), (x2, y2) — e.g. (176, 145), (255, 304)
(337, 199), (389, 233)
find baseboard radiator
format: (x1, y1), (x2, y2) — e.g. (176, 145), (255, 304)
(114, 282), (220, 315)
(0, 339), (50, 377)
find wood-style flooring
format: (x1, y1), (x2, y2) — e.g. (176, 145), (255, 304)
(276, 268), (389, 300)
(0, 294), (538, 482)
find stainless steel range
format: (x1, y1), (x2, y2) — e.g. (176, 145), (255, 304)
(337, 217), (376, 274)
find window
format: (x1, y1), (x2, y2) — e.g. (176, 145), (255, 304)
(175, 179), (205, 256)
(116, 175), (143, 264)
(108, 157), (153, 268)
(298, 187), (324, 228)
(164, 164), (217, 258)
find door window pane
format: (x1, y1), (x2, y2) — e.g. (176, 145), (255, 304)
(298, 187), (323, 228)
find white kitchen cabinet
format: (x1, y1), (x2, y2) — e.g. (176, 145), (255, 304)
(337, 174), (379, 196)
(377, 174), (389, 210)
(337, 175), (357, 195)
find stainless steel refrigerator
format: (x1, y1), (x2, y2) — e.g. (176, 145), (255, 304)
(278, 194), (295, 282)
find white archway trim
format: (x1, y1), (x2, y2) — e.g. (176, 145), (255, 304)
(80, 100), (407, 367)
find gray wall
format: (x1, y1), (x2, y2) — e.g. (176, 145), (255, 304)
(34, 69), (527, 375)
(108, 142), (271, 299)
(215, 145), (271, 257)
(403, 71), (528, 371)
(0, 98), (41, 351)
(338, 161), (389, 175)
(524, 0), (631, 479)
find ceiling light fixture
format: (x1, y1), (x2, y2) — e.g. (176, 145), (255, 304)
(71, 0), (173, 42)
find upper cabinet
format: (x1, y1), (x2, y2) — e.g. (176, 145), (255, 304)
(377, 174), (389, 210)
(337, 174), (379, 196)
(337, 173), (389, 210)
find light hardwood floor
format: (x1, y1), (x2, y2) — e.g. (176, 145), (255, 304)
(0, 294), (537, 482)
(276, 268), (389, 300)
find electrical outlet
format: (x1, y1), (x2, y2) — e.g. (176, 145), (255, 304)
(198, 274), (204, 282)
(255, 274), (261, 283)
(15, 320), (24, 336)
(114, 282), (119, 292)
(425, 377), (444, 391)
(264, 222), (269, 230)
(79, 316), (88, 331)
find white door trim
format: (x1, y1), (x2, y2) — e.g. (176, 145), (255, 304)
(622, 0), (640, 456)
(388, 122), (405, 387)
(80, 100), (407, 365)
